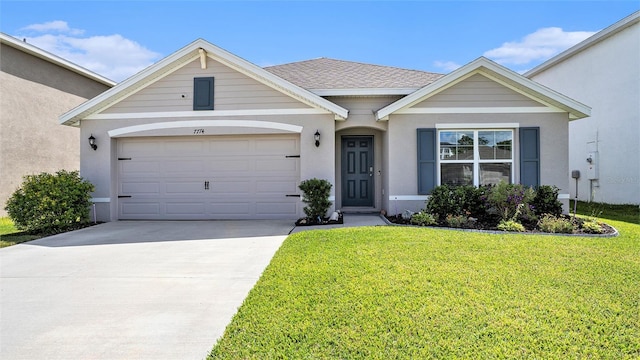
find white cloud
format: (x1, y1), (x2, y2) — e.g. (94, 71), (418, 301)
(484, 27), (597, 66)
(17, 22), (161, 82)
(433, 60), (462, 72)
(21, 20), (84, 36)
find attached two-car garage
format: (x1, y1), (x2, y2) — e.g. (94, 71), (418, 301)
(117, 134), (300, 220)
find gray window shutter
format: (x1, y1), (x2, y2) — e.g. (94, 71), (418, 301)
(417, 128), (437, 194)
(193, 77), (214, 110)
(519, 127), (540, 187)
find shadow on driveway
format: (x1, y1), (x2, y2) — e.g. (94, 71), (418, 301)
(24, 220), (297, 247)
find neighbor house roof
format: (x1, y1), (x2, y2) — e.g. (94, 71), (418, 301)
(0, 32), (117, 87)
(264, 58), (443, 96)
(60, 39), (349, 126)
(377, 57), (591, 121)
(525, 11), (639, 77)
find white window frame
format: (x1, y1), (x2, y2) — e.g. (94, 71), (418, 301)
(437, 129), (515, 187)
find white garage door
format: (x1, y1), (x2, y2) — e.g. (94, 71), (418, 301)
(117, 135), (300, 220)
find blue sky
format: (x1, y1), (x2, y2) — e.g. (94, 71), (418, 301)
(1, 1), (638, 82)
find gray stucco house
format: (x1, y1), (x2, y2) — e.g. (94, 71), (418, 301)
(0, 33), (115, 216)
(59, 39), (590, 221)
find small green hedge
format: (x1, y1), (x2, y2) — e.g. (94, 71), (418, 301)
(5, 170), (94, 235)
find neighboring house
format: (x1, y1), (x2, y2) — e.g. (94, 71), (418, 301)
(526, 11), (640, 205)
(0, 33), (115, 216)
(59, 39), (589, 221)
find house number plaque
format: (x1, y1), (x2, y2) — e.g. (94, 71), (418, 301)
(193, 129), (205, 134)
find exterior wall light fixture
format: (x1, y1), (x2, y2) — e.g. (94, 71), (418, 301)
(88, 134), (97, 150)
(314, 130), (320, 147)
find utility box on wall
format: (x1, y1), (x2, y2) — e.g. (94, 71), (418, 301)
(586, 151), (598, 180)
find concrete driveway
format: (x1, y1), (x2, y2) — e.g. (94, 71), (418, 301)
(0, 220), (294, 360)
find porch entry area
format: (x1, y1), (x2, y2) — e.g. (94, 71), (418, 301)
(341, 136), (374, 207)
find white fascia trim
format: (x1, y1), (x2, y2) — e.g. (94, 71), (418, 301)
(525, 11), (639, 77)
(90, 197), (111, 203)
(436, 123), (520, 129)
(0, 33), (116, 87)
(389, 195), (429, 201)
(310, 88), (420, 96)
(88, 108), (328, 120)
(397, 107), (560, 115)
(108, 120), (303, 137)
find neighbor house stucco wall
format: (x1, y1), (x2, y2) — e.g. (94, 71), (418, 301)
(528, 17), (639, 204)
(0, 41), (112, 216)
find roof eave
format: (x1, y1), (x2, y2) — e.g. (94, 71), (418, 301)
(0, 32), (116, 87)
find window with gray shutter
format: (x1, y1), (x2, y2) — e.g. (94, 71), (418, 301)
(417, 128), (437, 194)
(519, 127), (540, 188)
(193, 77), (214, 110)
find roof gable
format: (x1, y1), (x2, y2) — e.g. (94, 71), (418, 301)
(376, 57), (591, 120)
(60, 39), (348, 125)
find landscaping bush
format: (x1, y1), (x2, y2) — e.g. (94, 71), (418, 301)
(445, 214), (474, 228)
(581, 218), (604, 234)
(410, 212), (437, 226)
(298, 178), (332, 220)
(485, 181), (535, 224)
(531, 185), (563, 217)
(426, 185), (487, 224)
(5, 170), (94, 235)
(537, 214), (575, 234)
(497, 219), (525, 232)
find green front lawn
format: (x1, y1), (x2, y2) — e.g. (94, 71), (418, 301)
(211, 215), (640, 358)
(0, 217), (41, 248)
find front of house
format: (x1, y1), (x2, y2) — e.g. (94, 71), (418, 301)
(60, 39), (590, 222)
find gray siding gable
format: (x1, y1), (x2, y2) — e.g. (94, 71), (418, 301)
(102, 58), (311, 114)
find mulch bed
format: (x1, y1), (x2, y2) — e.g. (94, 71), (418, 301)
(295, 212), (344, 226)
(384, 214), (617, 236)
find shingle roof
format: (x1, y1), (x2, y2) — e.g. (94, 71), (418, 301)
(264, 57), (443, 90)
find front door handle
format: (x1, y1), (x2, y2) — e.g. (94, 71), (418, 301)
(369, 166), (373, 177)
(204, 181), (210, 190)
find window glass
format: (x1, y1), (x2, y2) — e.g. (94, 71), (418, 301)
(479, 131), (512, 160)
(480, 163), (511, 185)
(441, 163), (474, 186)
(439, 129), (513, 186)
(440, 131), (474, 160)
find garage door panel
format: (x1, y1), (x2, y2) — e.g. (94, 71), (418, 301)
(165, 181), (205, 194)
(121, 202), (161, 216)
(208, 202), (251, 215)
(120, 161), (160, 175)
(118, 134), (300, 220)
(256, 180), (298, 193)
(121, 182), (160, 195)
(166, 202), (206, 215)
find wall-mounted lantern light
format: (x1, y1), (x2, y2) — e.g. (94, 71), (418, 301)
(314, 130), (320, 147)
(88, 134), (97, 151)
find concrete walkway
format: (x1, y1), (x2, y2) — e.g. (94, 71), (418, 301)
(0, 215), (385, 360)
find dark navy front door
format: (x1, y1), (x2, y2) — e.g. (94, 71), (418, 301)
(341, 136), (374, 207)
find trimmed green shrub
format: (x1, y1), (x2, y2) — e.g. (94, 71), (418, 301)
(537, 214), (575, 234)
(426, 185), (487, 224)
(5, 170), (94, 235)
(497, 219), (525, 232)
(531, 185), (563, 217)
(410, 212), (437, 226)
(298, 178), (332, 220)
